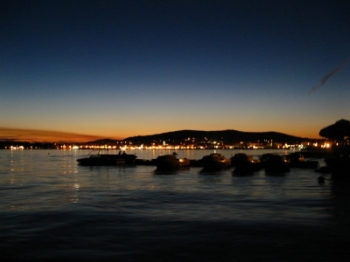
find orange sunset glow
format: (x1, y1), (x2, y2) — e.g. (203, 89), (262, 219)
(0, 127), (111, 143)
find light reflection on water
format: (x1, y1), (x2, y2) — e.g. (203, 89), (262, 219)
(0, 149), (350, 260)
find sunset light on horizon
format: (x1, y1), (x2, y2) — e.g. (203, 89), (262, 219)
(0, 127), (107, 143)
(1, 1), (349, 142)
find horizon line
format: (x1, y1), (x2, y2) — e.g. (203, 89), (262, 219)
(0, 127), (322, 143)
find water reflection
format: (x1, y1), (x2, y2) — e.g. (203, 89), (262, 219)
(61, 183), (80, 203)
(1, 149), (350, 260)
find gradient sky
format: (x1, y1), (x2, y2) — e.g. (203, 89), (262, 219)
(1, 0), (349, 141)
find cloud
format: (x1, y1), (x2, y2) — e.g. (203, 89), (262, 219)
(0, 127), (108, 142)
(308, 58), (350, 95)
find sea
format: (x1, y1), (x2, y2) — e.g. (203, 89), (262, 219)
(1, 149), (350, 261)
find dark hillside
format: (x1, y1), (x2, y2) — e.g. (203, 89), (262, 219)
(124, 130), (310, 145)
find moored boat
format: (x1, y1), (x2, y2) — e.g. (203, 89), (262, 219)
(231, 153), (261, 175)
(155, 153), (190, 171)
(201, 153), (231, 171)
(259, 153), (275, 168)
(231, 153), (253, 166)
(287, 152), (319, 169)
(77, 151), (137, 166)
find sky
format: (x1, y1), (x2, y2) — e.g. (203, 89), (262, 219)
(1, 0), (349, 142)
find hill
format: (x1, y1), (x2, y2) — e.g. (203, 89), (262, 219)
(122, 129), (313, 145)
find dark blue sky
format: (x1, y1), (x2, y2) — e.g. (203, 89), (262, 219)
(1, 0), (349, 140)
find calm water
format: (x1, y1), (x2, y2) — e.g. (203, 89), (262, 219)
(1, 149), (350, 261)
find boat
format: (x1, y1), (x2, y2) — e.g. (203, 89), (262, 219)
(231, 153), (261, 175)
(286, 152), (319, 169)
(155, 153), (190, 171)
(259, 153), (275, 168)
(201, 153), (231, 170)
(231, 153), (251, 166)
(286, 152), (304, 163)
(77, 150), (137, 166)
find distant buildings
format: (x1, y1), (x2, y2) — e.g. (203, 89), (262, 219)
(1, 138), (332, 151)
